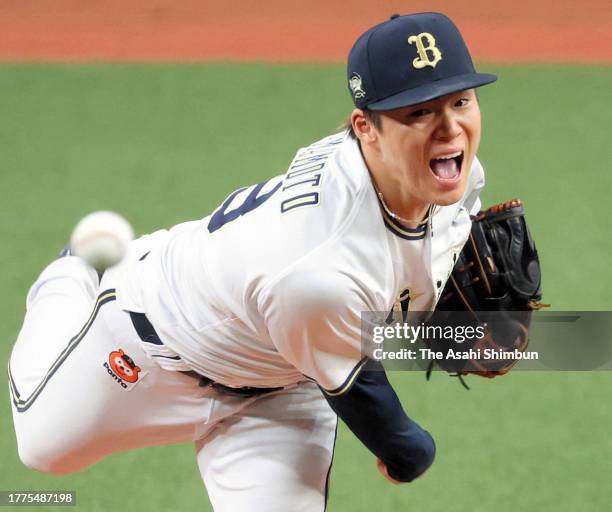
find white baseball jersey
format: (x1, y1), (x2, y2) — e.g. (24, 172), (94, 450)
(106, 131), (484, 392)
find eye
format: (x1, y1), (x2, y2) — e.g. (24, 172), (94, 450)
(408, 108), (432, 118)
(455, 98), (470, 107)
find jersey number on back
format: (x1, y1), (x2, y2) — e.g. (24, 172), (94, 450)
(208, 179), (282, 233)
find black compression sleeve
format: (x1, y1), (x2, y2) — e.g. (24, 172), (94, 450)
(321, 360), (435, 482)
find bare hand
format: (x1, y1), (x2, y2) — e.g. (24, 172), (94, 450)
(376, 458), (402, 484)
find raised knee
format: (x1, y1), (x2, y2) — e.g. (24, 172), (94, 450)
(16, 436), (84, 475)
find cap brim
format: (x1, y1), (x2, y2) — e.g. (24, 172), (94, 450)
(366, 73), (497, 111)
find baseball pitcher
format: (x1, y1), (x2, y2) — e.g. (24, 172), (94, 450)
(9, 12), (504, 512)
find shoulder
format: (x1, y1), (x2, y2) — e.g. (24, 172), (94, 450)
(265, 267), (367, 308)
(278, 132), (367, 216)
(259, 266), (374, 323)
(256, 133), (374, 275)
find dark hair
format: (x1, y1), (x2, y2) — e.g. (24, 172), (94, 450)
(344, 109), (383, 139)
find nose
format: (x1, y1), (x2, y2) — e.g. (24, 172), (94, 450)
(433, 109), (462, 141)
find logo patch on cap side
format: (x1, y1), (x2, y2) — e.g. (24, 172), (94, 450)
(407, 32), (443, 69)
(349, 73), (366, 100)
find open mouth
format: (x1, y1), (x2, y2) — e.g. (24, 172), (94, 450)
(429, 151), (464, 182)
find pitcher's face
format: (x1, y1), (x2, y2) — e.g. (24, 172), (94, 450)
(374, 89), (482, 206)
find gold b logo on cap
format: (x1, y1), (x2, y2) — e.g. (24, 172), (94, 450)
(407, 33), (442, 69)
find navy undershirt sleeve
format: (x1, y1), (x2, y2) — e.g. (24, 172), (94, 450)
(321, 360), (435, 482)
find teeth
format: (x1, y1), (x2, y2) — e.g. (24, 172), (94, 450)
(433, 151), (462, 160)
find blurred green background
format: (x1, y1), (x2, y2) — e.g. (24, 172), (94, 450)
(1, 63), (611, 511)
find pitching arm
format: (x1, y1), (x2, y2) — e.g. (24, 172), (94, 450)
(260, 271), (435, 482)
(321, 359), (435, 482)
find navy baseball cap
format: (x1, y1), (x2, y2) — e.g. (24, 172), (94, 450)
(347, 12), (497, 110)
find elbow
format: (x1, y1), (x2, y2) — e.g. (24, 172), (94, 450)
(387, 431), (436, 483)
(412, 431), (436, 478)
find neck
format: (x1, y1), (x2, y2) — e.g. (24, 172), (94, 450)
(360, 143), (431, 224)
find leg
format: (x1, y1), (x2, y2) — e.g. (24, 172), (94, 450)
(9, 257), (213, 474)
(195, 381), (338, 512)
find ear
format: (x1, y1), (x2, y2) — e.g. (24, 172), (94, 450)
(134, 366), (141, 373)
(351, 108), (378, 144)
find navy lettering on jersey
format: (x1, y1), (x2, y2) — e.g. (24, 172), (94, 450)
(279, 133), (345, 215)
(281, 192), (320, 213)
(286, 162), (325, 180)
(208, 179), (282, 233)
(282, 173), (321, 191)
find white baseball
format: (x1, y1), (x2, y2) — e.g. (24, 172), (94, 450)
(70, 211), (134, 271)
